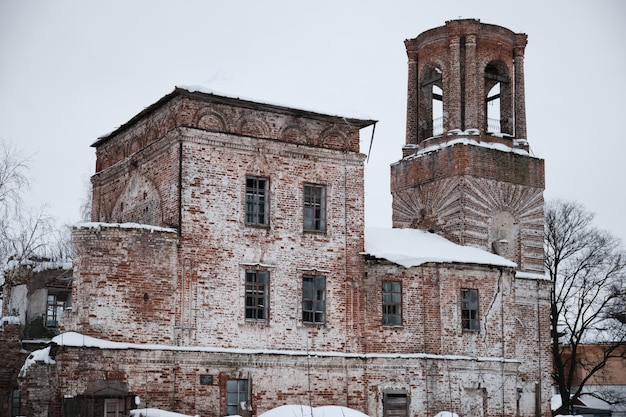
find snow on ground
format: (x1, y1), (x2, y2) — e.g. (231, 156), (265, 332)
(433, 412), (459, 417)
(130, 408), (199, 417)
(258, 405), (369, 417)
(364, 227), (516, 269)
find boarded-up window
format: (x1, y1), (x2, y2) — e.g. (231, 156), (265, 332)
(383, 393), (408, 417)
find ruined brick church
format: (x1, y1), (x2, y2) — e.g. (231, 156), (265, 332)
(15, 19), (551, 417)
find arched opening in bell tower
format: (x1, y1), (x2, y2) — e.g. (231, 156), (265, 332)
(484, 62), (513, 136)
(419, 65), (443, 139)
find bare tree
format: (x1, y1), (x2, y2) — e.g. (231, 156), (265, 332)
(0, 139), (70, 267)
(0, 138), (31, 264)
(546, 200), (626, 415)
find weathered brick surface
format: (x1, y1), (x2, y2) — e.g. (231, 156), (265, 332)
(404, 19), (527, 144)
(393, 19), (544, 275)
(19, 20), (552, 417)
(63, 225), (179, 344)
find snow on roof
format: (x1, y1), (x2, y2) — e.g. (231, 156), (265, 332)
(19, 346), (56, 377)
(178, 74), (375, 122)
(395, 135), (540, 165)
(258, 405), (369, 417)
(130, 408), (199, 417)
(364, 227), (516, 268)
(75, 222), (177, 234)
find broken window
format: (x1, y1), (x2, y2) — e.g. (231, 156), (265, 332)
(245, 270), (269, 322)
(382, 281), (402, 326)
(245, 176), (269, 226)
(383, 392), (408, 417)
(302, 275), (326, 324)
(226, 379), (249, 416)
(461, 288), (479, 331)
(46, 292), (67, 327)
(303, 183), (326, 232)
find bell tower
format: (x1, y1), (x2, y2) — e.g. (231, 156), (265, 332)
(391, 19), (545, 274)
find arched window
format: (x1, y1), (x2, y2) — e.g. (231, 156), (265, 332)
(486, 82), (501, 133)
(484, 62), (512, 135)
(419, 66), (443, 139)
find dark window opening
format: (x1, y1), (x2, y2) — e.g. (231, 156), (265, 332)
(245, 270), (269, 321)
(10, 388), (21, 417)
(461, 288), (479, 331)
(382, 281), (402, 326)
(246, 176), (269, 226)
(302, 275), (326, 324)
(383, 393), (408, 417)
(304, 184), (326, 232)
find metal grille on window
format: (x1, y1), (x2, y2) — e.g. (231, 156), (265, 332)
(246, 177), (268, 225)
(461, 288), (479, 330)
(382, 281), (402, 326)
(302, 275), (326, 324)
(303, 184), (326, 231)
(245, 271), (268, 321)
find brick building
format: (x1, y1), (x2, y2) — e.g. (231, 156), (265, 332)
(13, 19), (552, 417)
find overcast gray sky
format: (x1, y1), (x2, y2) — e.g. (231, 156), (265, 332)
(1, 0), (625, 243)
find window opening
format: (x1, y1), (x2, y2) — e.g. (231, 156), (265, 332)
(461, 288), (479, 330)
(420, 68), (443, 138)
(246, 176), (269, 225)
(432, 84), (443, 136)
(46, 292), (67, 327)
(303, 184), (326, 232)
(485, 64), (509, 135)
(383, 393), (408, 417)
(245, 270), (269, 321)
(486, 82), (501, 133)
(226, 379), (249, 416)
(11, 388), (21, 417)
(302, 275), (326, 324)
(382, 281), (402, 326)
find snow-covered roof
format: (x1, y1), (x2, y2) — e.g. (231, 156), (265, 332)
(75, 222), (178, 234)
(364, 227), (516, 269)
(94, 84), (376, 145)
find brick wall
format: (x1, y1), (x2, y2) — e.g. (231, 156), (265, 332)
(64, 224), (179, 344)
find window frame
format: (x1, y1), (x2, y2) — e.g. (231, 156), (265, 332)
(245, 176), (269, 226)
(46, 292), (67, 328)
(303, 183), (326, 232)
(302, 274), (326, 325)
(245, 270), (269, 322)
(226, 379), (249, 416)
(382, 281), (402, 326)
(383, 392), (409, 417)
(461, 288), (479, 331)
